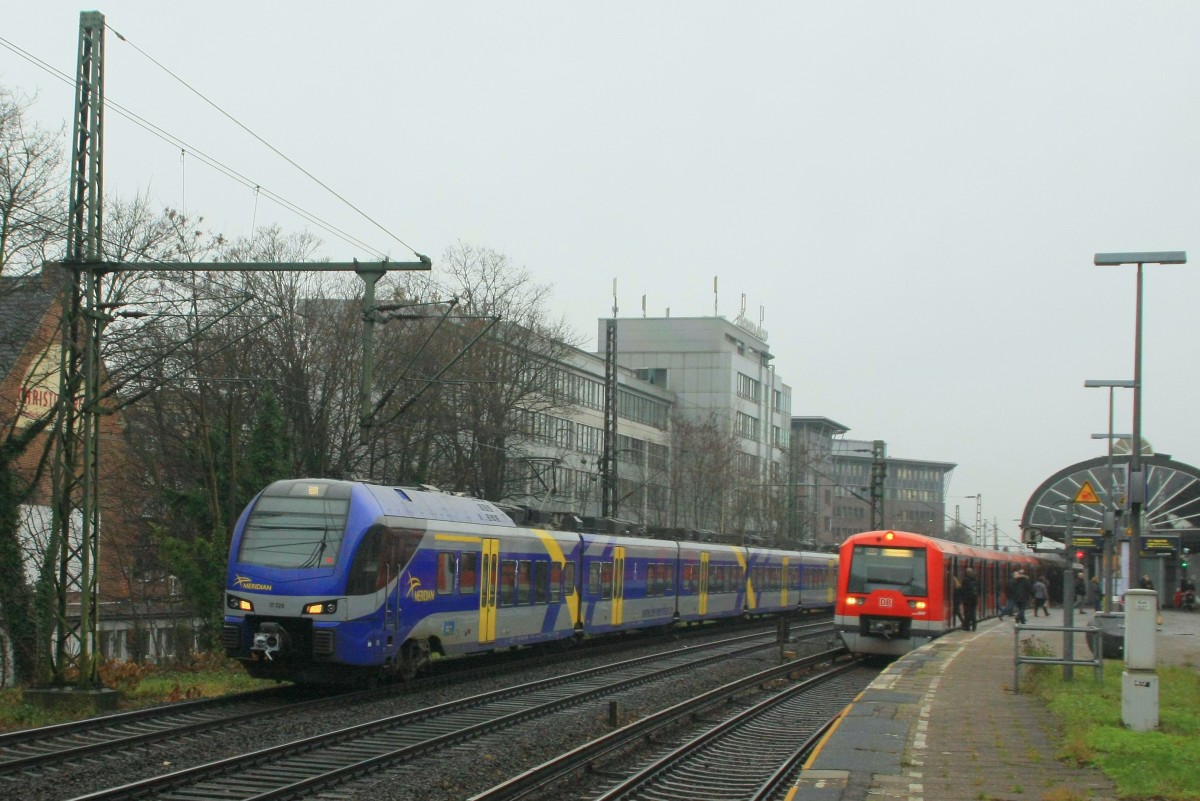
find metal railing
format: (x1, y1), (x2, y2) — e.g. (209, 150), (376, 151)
(1012, 623), (1104, 693)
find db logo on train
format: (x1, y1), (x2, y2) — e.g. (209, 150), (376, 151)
(879, 598), (893, 607)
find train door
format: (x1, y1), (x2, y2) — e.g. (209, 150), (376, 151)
(699, 552), (710, 616)
(612, 546), (626, 626)
(944, 557), (956, 626)
(478, 539), (499, 644)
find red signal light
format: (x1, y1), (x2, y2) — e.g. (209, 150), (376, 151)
(1074, 550), (1085, 561)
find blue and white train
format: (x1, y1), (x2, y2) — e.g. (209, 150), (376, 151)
(221, 479), (837, 684)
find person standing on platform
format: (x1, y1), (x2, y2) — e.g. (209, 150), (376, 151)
(1090, 575), (1102, 611)
(1031, 575), (1049, 617)
(1074, 574), (1088, 610)
(1008, 570), (1033, 624)
(959, 569), (980, 631)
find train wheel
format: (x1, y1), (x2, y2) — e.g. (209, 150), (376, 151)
(398, 640), (425, 680)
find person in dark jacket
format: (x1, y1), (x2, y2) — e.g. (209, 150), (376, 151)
(1031, 575), (1049, 617)
(959, 568), (980, 631)
(1007, 570), (1034, 624)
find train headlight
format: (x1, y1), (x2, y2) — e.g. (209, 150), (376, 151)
(909, 600), (927, 610)
(227, 595), (253, 612)
(844, 596), (860, 606)
(303, 600), (338, 615)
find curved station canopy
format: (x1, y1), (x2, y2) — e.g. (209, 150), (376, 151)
(1021, 454), (1200, 556)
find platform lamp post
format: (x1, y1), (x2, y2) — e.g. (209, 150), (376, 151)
(1094, 251), (1186, 590)
(1085, 378), (1136, 613)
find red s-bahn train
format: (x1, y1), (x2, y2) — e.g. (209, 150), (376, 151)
(835, 529), (1046, 657)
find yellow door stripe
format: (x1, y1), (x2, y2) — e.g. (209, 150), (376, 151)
(478, 539), (499, 643)
(781, 556), (789, 608)
(612, 546), (625, 626)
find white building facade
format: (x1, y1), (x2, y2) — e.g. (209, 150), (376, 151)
(600, 316), (793, 543)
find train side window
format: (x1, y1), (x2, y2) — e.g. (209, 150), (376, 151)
(517, 560), (533, 604)
(347, 526), (424, 596)
(534, 561), (549, 604)
(600, 561), (613, 600)
(665, 563), (675, 595)
(499, 560), (517, 606)
(588, 561), (602, 596)
(460, 552), (478, 594)
(436, 552), (456, 594)
(563, 562), (576, 596)
(549, 563), (563, 602)
(648, 563), (659, 596)
(683, 563), (699, 593)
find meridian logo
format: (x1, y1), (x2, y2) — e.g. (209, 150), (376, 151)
(406, 575), (435, 602)
(234, 575), (272, 591)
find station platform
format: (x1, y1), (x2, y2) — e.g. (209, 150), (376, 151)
(791, 606), (1199, 801)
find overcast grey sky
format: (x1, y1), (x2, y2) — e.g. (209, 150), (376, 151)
(5, 2), (1200, 547)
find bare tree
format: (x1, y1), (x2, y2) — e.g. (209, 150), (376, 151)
(0, 87), (68, 681)
(369, 242), (581, 501)
(667, 411), (741, 537)
(0, 88), (64, 280)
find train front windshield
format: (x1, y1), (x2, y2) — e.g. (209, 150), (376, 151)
(847, 546), (927, 596)
(238, 496), (351, 569)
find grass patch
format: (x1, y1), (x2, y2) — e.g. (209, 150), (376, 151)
(0, 654), (277, 733)
(1025, 661), (1200, 800)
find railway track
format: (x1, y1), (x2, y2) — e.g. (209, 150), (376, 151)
(586, 662), (873, 801)
(5, 618), (829, 783)
(60, 630), (799, 801)
(468, 652), (871, 801)
(0, 685), (328, 775)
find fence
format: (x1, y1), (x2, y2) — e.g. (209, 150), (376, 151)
(1012, 622), (1104, 693)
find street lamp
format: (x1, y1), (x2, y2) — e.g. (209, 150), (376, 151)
(1093, 251), (1186, 588)
(1085, 378), (1136, 611)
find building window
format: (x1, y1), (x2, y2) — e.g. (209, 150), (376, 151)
(736, 411), (759, 441)
(635, 367), (668, 387)
(736, 372), (761, 402)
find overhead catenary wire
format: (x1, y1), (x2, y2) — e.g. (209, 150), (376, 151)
(104, 23), (420, 258)
(0, 33), (396, 259)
